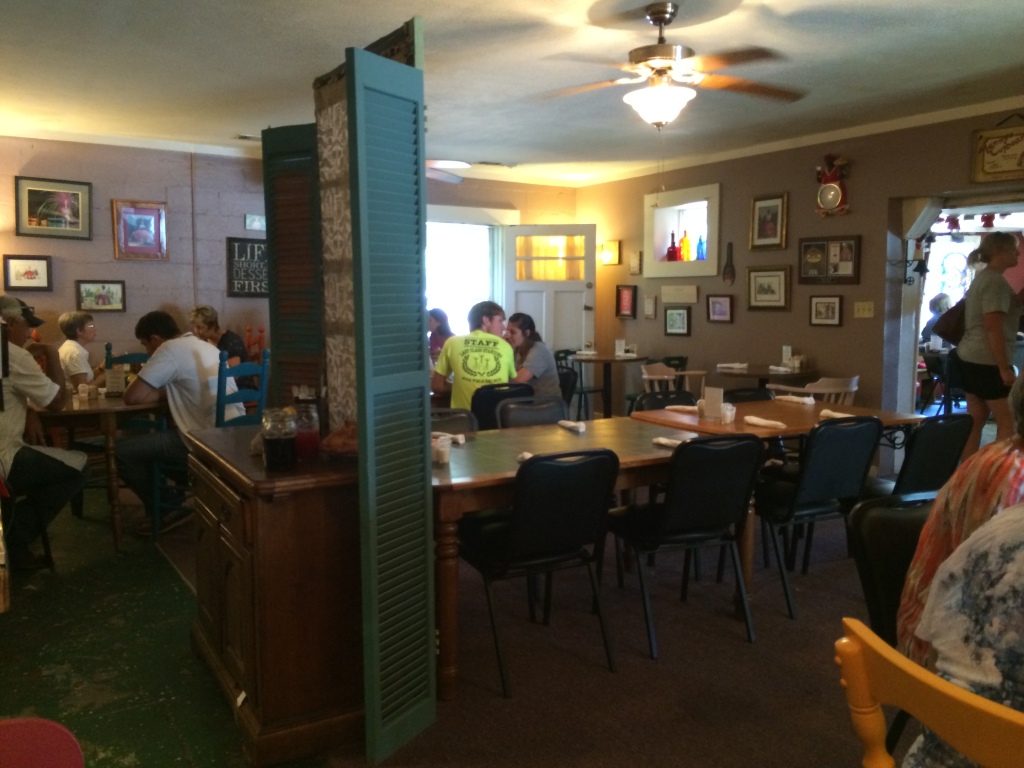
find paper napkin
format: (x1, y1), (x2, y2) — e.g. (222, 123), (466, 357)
(745, 415), (788, 429)
(652, 437), (683, 449)
(665, 404), (699, 413)
(820, 409), (854, 420)
(774, 395), (816, 405)
(558, 420), (586, 433)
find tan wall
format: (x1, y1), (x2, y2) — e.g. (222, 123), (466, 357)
(427, 177), (577, 224)
(0, 136), (269, 364)
(576, 110), (1024, 411)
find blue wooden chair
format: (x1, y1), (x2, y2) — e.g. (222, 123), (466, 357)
(216, 349), (270, 427)
(104, 342), (149, 369)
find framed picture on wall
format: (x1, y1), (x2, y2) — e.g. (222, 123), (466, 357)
(706, 294), (733, 323)
(75, 280), (126, 312)
(14, 176), (93, 240)
(616, 284), (638, 319)
(3, 255), (53, 291)
(810, 295), (842, 326)
(749, 193), (788, 250)
(664, 306), (690, 336)
(798, 236), (860, 284)
(747, 266), (790, 311)
(112, 200), (167, 260)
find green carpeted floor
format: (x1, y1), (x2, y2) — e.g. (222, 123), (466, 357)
(0, 490), (330, 767)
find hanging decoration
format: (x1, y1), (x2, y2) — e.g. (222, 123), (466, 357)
(815, 154), (849, 217)
(980, 213), (996, 229)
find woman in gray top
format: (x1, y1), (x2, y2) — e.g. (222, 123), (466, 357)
(956, 231), (1024, 458)
(505, 313), (561, 400)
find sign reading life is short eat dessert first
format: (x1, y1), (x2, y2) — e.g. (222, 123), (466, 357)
(226, 237), (268, 298)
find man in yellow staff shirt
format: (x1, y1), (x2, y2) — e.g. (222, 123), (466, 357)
(431, 301), (516, 410)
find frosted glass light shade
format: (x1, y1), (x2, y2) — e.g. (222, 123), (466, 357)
(622, 83), (697, 127)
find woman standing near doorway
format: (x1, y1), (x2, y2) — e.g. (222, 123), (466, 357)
(956, 232), (1024, 459)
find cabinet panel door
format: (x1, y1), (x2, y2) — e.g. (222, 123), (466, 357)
(221, 534), (255, 699)
(194, 501), (221, 649)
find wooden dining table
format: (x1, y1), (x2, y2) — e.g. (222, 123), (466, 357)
(570, 353), (648, 418)
(630, 399), (923, 440)
(39, 393), (167, 551)
(432, 416), (698, 700)
(714, 364), (817, 389)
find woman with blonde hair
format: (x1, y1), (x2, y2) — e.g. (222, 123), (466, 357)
(189, 306), (255, 389)
(955, 231), (1024, 458)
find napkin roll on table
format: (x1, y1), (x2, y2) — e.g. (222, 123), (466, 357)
(819, 409), (854, 420)
(744, 415), (788, 429)
(652, 437), (683, 449)
(665, 404), (699, 413)
(558, 420), (586, 433)
(774, 395), (816, 405)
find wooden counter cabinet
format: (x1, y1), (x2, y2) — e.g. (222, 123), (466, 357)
(185, 426), (364, 766)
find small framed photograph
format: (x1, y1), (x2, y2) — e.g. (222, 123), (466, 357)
(747, 266), (790, 311)
(664, 305), (691, 336)
(799, 236), (860, 284)
(15, 176), (93, 240)
(112, 200), (167, 260)
(616, 284), (638, 319)
(810, 295), (842, 326)
(750, 193), (788, 250)
(3, 255), (53, 291)
(75, 280), (126, 312)
(244, 214), (267, 231)
(643, 295), (657, 320)
(706, 294), (733, 323)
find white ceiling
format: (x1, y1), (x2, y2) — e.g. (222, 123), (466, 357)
(3, 0), (1024, 187)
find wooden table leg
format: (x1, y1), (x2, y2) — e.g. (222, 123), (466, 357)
(601, 362), (613, 418)
(102, 413), (123, 552)
(435, 518), (460, 701)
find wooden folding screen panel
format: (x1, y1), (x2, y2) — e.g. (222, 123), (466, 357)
(260, 124), (324, 404)
(346, 47), (435, 762)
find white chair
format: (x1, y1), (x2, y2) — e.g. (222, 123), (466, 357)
(641, 363), (707, 399)
(768, 376), (859, 405)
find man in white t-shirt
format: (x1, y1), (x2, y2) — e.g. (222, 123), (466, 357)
(115, 311), (243, 535)
(0, 295), (88, 569)
(58, 311), (105, 390)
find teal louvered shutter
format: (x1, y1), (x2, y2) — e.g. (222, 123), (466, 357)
(347, 47), (435, 762)
(261, 124), (325, 403)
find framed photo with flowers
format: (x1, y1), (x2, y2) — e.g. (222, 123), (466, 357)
(75, 280), (126, 312)
(15, 177), (93, 240)
(112, 200), (167, 260)
(749, 193), (787, 250)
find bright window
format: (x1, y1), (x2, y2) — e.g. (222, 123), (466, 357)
(425, 222), (492, 335)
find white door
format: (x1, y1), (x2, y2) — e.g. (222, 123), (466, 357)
(501, 224), (596, 352)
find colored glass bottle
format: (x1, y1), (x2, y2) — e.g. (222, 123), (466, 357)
(665, 231), (679, 261)
(680, 230), (691, 262)
(696, 235), (706, 261)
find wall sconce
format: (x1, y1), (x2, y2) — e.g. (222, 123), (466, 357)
(599, 240), (621, 266)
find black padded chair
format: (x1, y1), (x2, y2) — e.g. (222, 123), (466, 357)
(496, 396), (568, 429)
(723, 387), (774, 403)
(604, 435), (764, 658)
(754, 416), (883, 618)
(848, 491), (935, 753)
(633, 390), (698, 412)
(470, 382), (534, 431)
(556, 348), (602, 421)
(861, 413), (972, 499)
(557, 367), (577, 409)
(458, 449), (620, 697)
(431, 408), (478, 435)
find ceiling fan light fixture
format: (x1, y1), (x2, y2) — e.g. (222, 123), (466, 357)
(425, 159), (471, 170)
(622, 81), (696, 127)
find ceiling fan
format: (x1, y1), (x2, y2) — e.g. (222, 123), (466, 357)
(562, 2), (804, 127)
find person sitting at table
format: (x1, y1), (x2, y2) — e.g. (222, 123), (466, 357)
(57, 311), (105, 390)
(505, 312), (561, 399)
(0, 295), (88, 570)
(116, 311), (243, 535)
(897, 373), (1024, 665)
(189, 306), (255, 391)
(428, 308), (454, 363)
(431, 300), (516, 410)
(902, 501), (1024, 767)
(920, 293), (951, 347)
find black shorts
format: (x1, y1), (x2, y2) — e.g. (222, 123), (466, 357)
(956, 356), (1011, 401)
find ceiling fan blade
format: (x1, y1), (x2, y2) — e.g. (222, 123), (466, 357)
(686, 47), (779, 73)
(696, 74), (804, 102)
(425, 167), (463, 184)
(537, 75), (644, 101)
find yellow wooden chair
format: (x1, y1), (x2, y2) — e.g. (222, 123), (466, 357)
(834, 617), (1024, 768)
